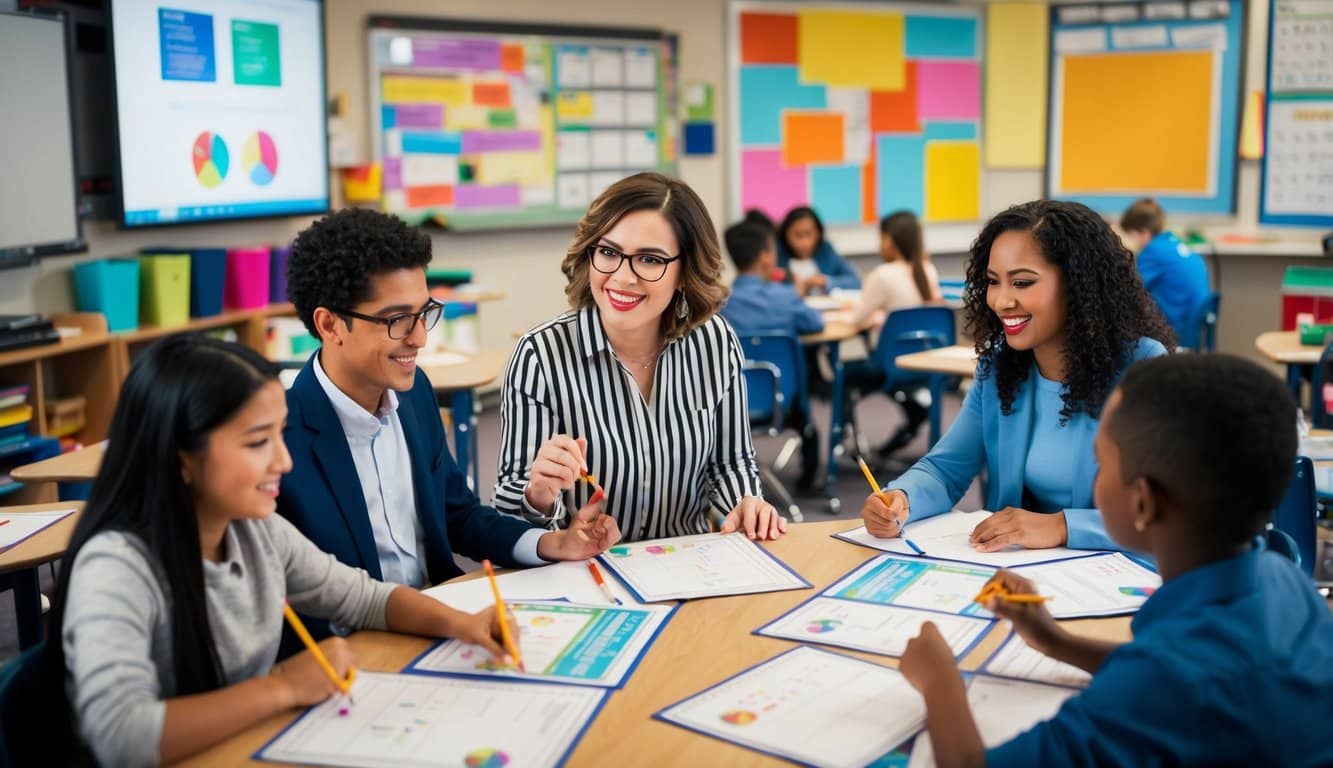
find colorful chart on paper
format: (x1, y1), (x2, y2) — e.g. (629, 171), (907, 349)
(369, 18), (677, 230)
(729, 2), (984, 225)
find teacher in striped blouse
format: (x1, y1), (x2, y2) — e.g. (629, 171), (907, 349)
(495, 173), (785, 542)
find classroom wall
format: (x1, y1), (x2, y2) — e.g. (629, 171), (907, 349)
(3, 0), (1315, 364)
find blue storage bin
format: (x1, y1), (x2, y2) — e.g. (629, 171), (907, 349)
(189, 248), (226, 317)
(73, 258), (140, 332)
(270, 246), (290, 304)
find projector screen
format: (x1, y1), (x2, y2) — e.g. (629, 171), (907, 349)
(0, 11), (84, 266)
(109, 0), (328, 227)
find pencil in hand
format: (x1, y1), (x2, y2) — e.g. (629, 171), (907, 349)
(281, 601), (356, 703)
(482, 559), (525, 672)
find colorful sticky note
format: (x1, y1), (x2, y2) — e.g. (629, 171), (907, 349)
(472, 81), (511, 108)
(925, 142), (980, 222)
(557, 91), (595, 122)
(905, 15), (978, 58)
(500, 43), (525, 73)
(382, 76), (468, 106)
(917, 61), (980, 120)
(861, 144), (877, 224)
(412, 38), (500, 70)
(875, 134), (925, 217)
(1240, 89), (1264, 160)
(476, 151), (547, 185)
(454, 183), (522, 209)
(739, 66), (826, 145)
(683, 122), (715, 155)
(685, 82), (715, 122)
(810, 165), (862, 224)
(798, 9), (905, 91)
(1059, 50), (1213, 193)
(400, 131), (462, 155)
(341, 164), (381, 203)
(461, 130), (542, 153)
(382, 156), (402, 190)
(488, 109), (518, 129)
(782, 112), (845, 166)
(405, 184), (454, 208)
(985, 2), (1049, 168)
(870, 61), (921, 133)
(393, 104), (444, 129)
(741, 149), (807, 223)
(445, 105), (490, 131)
(740, 11), (799, 64)
(924, 122), (978, 141)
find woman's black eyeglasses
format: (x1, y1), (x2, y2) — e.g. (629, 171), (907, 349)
(588, 243), (682, 282)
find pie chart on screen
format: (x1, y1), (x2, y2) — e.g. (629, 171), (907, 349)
(192, 131), (229, 188)
(243, 131), (278, 186)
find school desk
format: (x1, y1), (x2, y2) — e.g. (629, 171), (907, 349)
(894, 345), (979, 447)
(1256, 330), (1322, 410)
(177, 518), (1133, 767)
(420, 347), (512, 493)
(11, 441), (105, 501)
(0, 502), (83, 650)
(800, 320), (861, 513)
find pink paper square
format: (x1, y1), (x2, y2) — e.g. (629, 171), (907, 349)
(741, 149), (808, 223)
(917, 61), (980, 121)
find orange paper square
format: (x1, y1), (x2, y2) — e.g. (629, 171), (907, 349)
(783, 112), (845, 166)
(870, 61), (919, 132)
(472, 82), (512, 108)
(406, 185), (454, 208)
(500, 44), (525, 73)
(741, 12), (798, 64)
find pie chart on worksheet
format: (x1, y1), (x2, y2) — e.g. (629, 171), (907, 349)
(243, 130), (278, 186)
(192, 131), (229, 188)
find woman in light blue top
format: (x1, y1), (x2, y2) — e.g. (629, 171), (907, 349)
(860, 200), (1175, 551)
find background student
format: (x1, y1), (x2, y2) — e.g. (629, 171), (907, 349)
(899, 354), (1333, 767)
(1119, 197), (1210, 346)
(720, 218), (826, 491)
(860, 200), (1174, 552)
(36, 336), (517, 767)
(776, 206), (861, 296)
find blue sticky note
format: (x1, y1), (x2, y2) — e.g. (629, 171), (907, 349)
(875, 134), (926, 218)
(923, 122), (978, 142)
(683, 122), (715, 155)
(810, 165), (863, 225)
(905, 16), (978, 58)
(401, 131), (462, 155)
(158, 8), (217, 82)
(740, 66), (826, 146)
(381, 105), (397, 130)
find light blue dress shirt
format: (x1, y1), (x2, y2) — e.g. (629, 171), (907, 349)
(1022, 374), (1078, 513)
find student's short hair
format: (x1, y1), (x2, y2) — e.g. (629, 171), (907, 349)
(1120, 197), (1165, 235)
(743, 209), (775, 232)
(724, 221), (773, 272)
(1106, 354), (1297, 548)
(287, 208), (433, 340)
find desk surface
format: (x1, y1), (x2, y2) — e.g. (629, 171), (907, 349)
(420, 347), (511, 391)
(180, 519), (1131, 767)
(11, 442), (106, 484)
(800, 319), (862, 345)
(0, 502), (84, 572)
(895, 345), (978, 378)
(1256, 330), (1322, 365)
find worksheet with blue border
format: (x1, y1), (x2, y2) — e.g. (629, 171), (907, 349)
(597, 532), (811, 602)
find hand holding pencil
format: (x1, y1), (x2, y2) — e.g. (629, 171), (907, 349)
(278, 602), (358, 708)
(856, 458), (914, 543)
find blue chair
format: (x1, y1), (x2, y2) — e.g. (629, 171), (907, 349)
(1178, 291), (1220, 352)
(1271, 456), (1317, 576)
(0, 642), (77, 767)
(740, 332), (826, 518)
(743, 361), (801, 523)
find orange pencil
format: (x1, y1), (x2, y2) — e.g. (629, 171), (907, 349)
(482, 559), (525, 672)
(0, 518), (10, 527)
(586, 560), (621, 605)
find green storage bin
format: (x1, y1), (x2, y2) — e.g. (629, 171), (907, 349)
(140, 253), (191, 327)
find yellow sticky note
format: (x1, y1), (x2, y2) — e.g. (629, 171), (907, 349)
(557, 91), (595, 122)
(445, 104), (491, 131)
(476, 151), (547, 186)
(342, 164), (382, 203)
(985, 2), (1049, 168)
(925, 142), (980, 222)
(1240, 90), (1264, 160)
(383, 76), (468, 106)
(798, 9), (904, 91)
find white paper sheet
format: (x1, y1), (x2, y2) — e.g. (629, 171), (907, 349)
(556, 173), (591, 209)
(623, 129), (658, 168)
(624, 47), (657, 88)
(589, 47), (624, 87)
(408, 600), (673, 688)
(555, 46), (591, 88)
(625, 91), (657, 126)
(981, 633), (1092, 688)
(0, 508), (76, 552)
(589, 130), (625, 169)
(599, 532), (808, 602)
(907, 676), (1077, 768)
(422, 560), (638, 614)
(657, 646), (924, 768)
(827, 555), (996, 618)
(257, 672), (604, 768)
(836, 511), (1087, 567)
(756, 596), (992, 658)
(556, 130), (591, 170)
(1018, 553), (1161, 618)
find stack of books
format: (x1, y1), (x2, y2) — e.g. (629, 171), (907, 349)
(0, 314), (59, 353)
(0, 385), (60, 495)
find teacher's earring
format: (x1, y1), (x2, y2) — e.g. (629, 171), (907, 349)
(1134, 519), (1148, 533)
(676, 292), (689, 320)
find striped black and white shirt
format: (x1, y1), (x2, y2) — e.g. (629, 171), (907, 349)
(494, 305), (763, 540)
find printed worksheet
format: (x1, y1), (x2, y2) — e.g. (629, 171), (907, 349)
(827, 555), (996, 618)
(0, 508), (76, 553)
(256, 672), (606, 768)
(655, 646), (925, 768)
(421, 560), (638, 613)
(980, 633), (1092, 688)
(835, 511), (1090, 567)
(598, 532), (810, 602)
(907, 676), (1077, 768)
(1018, 553), (1161, 618)
(407, 600), (674, 688)
(755, 596), (993, 659)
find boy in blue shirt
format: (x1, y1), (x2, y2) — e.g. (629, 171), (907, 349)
(721, 219), (825, 491)
(899, 354), (1333, 767)
(1121, 198), (1210, 347)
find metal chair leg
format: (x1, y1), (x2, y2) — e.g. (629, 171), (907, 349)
(759, 465), (803, 523)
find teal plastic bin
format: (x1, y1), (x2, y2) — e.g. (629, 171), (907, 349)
(73, 259), (140, 332)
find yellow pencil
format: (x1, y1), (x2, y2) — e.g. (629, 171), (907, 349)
(482, 559), (525, 672)
(857, 457), (890, 505)
(281, 601), (354, 698)
(993, 593), (1051, 604)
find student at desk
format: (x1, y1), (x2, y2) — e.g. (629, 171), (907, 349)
(899, 354), (1333, 767)
(1120, 197), (1210, 346)
(35, 336), (519, 767)
(720, 218), (825, 491)
(278, 210), (616, 604)
(777, 206), (861, 296)
(860, 200), (1174, 551)
(495, 173), (784, 542)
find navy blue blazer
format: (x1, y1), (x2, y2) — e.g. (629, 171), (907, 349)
(278, 357), (536, 588)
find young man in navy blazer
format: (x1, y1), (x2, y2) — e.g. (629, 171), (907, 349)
(279, 209), (618, 619)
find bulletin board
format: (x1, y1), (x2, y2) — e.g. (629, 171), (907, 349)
(1259, 0), (1333, 227)
(368, 16), (677, 231)
(728, 2), (984, 227)
(1045, 1), (1245, 215)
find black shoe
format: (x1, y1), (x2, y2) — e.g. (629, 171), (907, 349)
(875, 426), (917, 458)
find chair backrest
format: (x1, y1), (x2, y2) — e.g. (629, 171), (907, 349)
(1180, 291), (1220, 352)
(738, 332), (807, 418)
(1272, 456), (1317, 576)
(742, 361), (782, 430)
(1313, 340), (1333, 429)
(0, 642), (77, 767)
(871, 306), (957, 388)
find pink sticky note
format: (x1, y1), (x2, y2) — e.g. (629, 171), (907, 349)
(741, 149), (808, 223)
(917, 61), (980, 121)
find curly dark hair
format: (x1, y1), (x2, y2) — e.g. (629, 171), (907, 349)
(964, 200), (1176, 422)
(286, 208), (432, 339)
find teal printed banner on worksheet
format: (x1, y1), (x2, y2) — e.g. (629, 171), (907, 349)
(831, 556), (994, 617)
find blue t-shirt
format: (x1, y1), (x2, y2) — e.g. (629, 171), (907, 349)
(1136, 232), (1209, 347)
(720, 274), (826, 337)
(1022, 373), (1077, 513)
(987, 548), (1333, 766)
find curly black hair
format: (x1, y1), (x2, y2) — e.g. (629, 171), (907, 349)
(964, 200), (1176, 423)
(286, 208), (432, 339)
